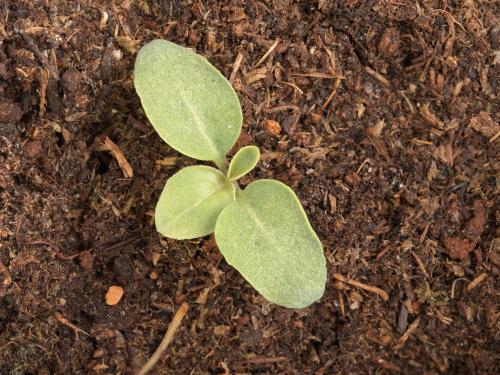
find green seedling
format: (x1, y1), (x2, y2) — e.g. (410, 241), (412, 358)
(134, 40), (326, 308)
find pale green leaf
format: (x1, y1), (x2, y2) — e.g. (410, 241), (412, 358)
(134, 40), (242, 164)
(227, 146), (260, 181)
(156, 166), (235, 240)
(215, 180), (326, 308)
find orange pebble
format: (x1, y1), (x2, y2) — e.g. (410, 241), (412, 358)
(105, 286), (124, 305)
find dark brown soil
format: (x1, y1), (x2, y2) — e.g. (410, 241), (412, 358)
(1, 1), (499, 374)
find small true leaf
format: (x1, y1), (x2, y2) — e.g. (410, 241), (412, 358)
(156, 166), (235, 240)
(214, 180), (326, 308)
(134, 40), (242, 164)
(227, 145), (260, 181)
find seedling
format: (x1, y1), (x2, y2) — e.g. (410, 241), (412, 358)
(134, 40), (326, 308)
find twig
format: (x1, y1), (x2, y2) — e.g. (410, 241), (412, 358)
(316, 359), (334, 375)
(375, 245), (391, 260)
(411, 252), (429, 278)
(419, 222), (431, 244)
(434, 307), (453, 325)
(38, 68), (48, 118)
(137, 302), (189, 375)
(254, 39), (279, 68)
(292, 72), (344, 79)
(466, 273), (487, 292)
(356, 158), (370, 174)
(394, 316), (420, 350)
(322, 78), (342, 110)
(54, 312), (90, 336)
(19, 30), (51, 71)
(97, 236), (141, 252)
(0, 24), (10, 39)
(97, 137), (134, 178)
(489, 130), (500, 143)
(244, 356), (288, 364)
(365, 66), (389, 86)
(27, 240), (80, 260)
(280, 81), (303, 95)
(333, 273), (389, 301)
(263, 104), (299, 113)
(230, 51), (244, 84)
(337, 290), (345, 316)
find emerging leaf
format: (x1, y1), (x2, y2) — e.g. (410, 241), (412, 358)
(227, 145), (260, 181)
(156, 166), (235, 240)
(215, 180), (326, 308)
(134, 40), (242, 165)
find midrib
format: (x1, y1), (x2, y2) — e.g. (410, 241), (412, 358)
(178, 89), (223, 161)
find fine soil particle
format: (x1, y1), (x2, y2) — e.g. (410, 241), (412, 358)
(1, 1), (499, 374)
(0, 100), (22, 123)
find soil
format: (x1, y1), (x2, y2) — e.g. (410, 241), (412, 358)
(0, 1), (499, 374)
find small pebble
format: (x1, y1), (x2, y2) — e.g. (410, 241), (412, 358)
(105, 286), (124, 305)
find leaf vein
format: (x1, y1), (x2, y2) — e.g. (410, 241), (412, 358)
(178, 89), (223, 161)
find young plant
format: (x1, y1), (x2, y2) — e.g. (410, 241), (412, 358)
(134, 40), (326, 309)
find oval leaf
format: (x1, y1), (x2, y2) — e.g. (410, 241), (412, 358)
(215, 180), (326, 308)
(134, 40), (242, 164)
(227, 146), (260, 181)
(156, 166), (235, 240)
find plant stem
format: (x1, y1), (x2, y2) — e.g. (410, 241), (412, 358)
(234, 181), (242, 194)
(214, 156), (227, 174)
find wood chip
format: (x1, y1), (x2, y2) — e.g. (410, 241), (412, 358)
(264, 119), (281, 135)
(213, 325), (231, 336)
(244, 67), (268, 85)
(155, 156), (183, 167)
(443, 237), (475, 260)
(367, 120), (385, 137)
(420, 104), (444, 128)
(469, 112), (499, 138)
(105, 285), (124, 305)
(116, 35), (138, 54)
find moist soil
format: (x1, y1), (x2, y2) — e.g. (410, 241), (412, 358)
(1, 1), (499, 374)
